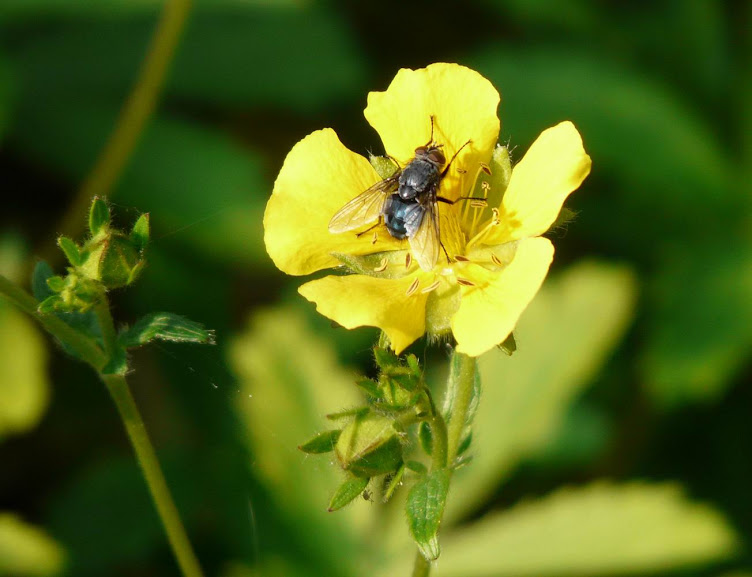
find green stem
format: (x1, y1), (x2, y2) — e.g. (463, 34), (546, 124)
(411, 552), (431, 577)
(0, 273), (107, 369)
(410, 350), (477, 577)
(93, 294), (204, 577)
(101, 373), (205, 577)
(42, 0), (192, 261)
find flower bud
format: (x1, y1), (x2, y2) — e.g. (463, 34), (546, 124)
(77, 231), (145, 289)
(335, 413), (403, 478)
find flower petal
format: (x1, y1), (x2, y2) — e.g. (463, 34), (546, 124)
(452, 237), (554, 356)
(364, 63), (500, 200)
(299, 273), (429, 354)
(489, 121), (591, 244)
(264, 128), (404, 276)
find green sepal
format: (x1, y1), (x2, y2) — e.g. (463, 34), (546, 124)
(406, 468), (451, 561)
(418, 421), (433, 456)
(57, 236), (82, 267)
(130, 213), (150, 251)
(383, 463), (405, 502)
(328, 476), (370, 512)
(374, 346), (400, 370)
(456, 431), (473, 457)
(498, 332), (517, 356)
(88, 197), (111, 235)
(335, 413), (403, 478)
(37, 295), (62, 314)
(356, 378), (381, 399)
(405, 460), (428, 474)
(299, 429), (341, 454)
(332, 250), (412, 279)
(369, 154), (399, 180)
(78, 232), (144, 289)
(45, 275), (66, 293)
(549, 206), (578, 232)
(326, 406), (369, 421)
(118, 312), (215, 348)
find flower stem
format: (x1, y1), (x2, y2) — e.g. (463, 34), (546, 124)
(0, 273), (107, 369)
(93, 294), (205, 577)
(410, 350), (477, 577)
(42, 0), (192, 261)
(101, 372), (204, 577)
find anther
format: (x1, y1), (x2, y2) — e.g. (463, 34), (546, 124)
(491, 253), (503, 266)
(456, 278), (475, 287)
(480, 163), (491, 175)
(454, 255), (470, 262)
(405, 277), (420, 296)
(405, 252), (412, 269)
(374, 258), (388, 272)
(420, 280), (441, 294)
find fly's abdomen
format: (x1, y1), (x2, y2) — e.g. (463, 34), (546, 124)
(383, 194), (423, 239)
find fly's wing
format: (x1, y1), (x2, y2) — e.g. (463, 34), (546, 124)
(404, 201), (439, 272)
(328, 175), (399, 233)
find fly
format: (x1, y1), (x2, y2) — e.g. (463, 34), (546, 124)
(328, 117), (471, 272)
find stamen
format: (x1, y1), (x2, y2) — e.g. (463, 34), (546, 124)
(466, 208), (501, 251)
(372, 232), (378, 245)
(420, 280), (441, 294)
(374, 258), (388, 272)
(491, 252), (503, 266)
(456, 278), (475, 287)
(405, 277), (420, 296)
(454, 255), (470, 262)
(405, 252), (412, 269)
(480, 163), (491, 175)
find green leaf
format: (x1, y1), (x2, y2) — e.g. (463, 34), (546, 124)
(641, 241), (752, 407)
(446, 262), (636, 523)
(229, 306), (370, 571)
(9, 6), (365, 113)
(0, 302), (50, 440)
(328, 477), (369, 512)
(406, 468), (451, 561)
(0, 513), (65, 576)
(0, 52), (14, 144)
(87, 197), (110, 235)
(119, 312), (215, 348)
(469, 48), (732, 240)
(435, 482), (739, 576)
(11, 100), (269, 265)
(299, 429), (341, 454)
(31, 261), (55, 302)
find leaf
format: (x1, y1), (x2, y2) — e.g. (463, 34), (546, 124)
(0, 513), (65, 576)
(87, 197), (110, 235)
(229, 306), (370, 572)
(299, 429), (341, 454)
(119, 312), (215, 348)
(435, 482), (739, 576)
(328, 477), (369, 512)
(0, 301), (50, 440)
(8, 6), (365, 113)
(445, 261), (636, 523)
(11, 100), (269, 266)
(0, 51), (14, 144)
(469, 48), (733, 240)
(406, 468), (451, 561)
(640, 240), (752, 407)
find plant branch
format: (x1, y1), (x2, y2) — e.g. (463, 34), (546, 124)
(43, 0), (192, 261)
(101, 373), (205, 577)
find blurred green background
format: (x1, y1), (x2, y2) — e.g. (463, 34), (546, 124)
(1, 1), (751, 576)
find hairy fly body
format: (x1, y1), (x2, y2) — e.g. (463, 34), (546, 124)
(328, 119), (470, 272)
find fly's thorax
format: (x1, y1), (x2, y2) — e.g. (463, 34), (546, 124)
(398, 158), (442, 200)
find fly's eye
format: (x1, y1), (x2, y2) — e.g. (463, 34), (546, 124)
(414, 146), (427, 155)
(428, 149), (445, 165)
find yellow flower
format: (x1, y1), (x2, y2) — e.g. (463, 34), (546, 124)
(264, 63), (591, 356)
